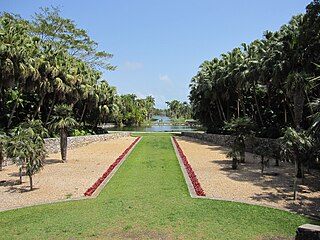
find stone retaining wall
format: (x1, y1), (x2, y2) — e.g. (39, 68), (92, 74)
(45, 132), (130, 154)
(2, 132), (130, 166)
(181, 132), (279, 157)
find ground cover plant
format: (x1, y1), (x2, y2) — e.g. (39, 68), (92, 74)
(0, 133), (317, 239)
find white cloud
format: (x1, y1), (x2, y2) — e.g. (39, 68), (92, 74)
(159, 74), (172, 84)
(159, 74), (169, 82)
(123, 61), (143, 71)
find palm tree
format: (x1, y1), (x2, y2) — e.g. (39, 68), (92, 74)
(49, 104), (77, 161)
(6, 120), (47, 189)
(224, 117), (254, 168)
(280, 127), (312, 199)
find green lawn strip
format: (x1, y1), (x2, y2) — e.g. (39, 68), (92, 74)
(0, 133), (317, 239)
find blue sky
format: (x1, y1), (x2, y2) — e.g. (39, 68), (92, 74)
(0, 0), (312, 108)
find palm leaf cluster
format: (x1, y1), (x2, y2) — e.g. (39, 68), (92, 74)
(5, 120), (47, 190)
(190, 1), (320, 138)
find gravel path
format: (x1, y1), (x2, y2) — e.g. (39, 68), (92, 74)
(176, 136), (320, 218)
(0, 136), (136, 211)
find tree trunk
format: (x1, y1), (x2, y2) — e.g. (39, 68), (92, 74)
(293, 88), (305, 131)
(232, 157), (238, 170)
(0, 147), (3, 171)
(293, 161), (298, 200)
(79, 103), (87, 123)
(45, 92), (57, 125)
(261, 155), (265, 174)
(283, 98), (288, 124)
(33, 94), (45, 120)
(19, 166), (22, 184)
(217, 97), (226, 121)
(29, 174), (33, 191)
(7, 99), (18, 129)
(253, 81), (264, 125)
(60, 128), (68, 161)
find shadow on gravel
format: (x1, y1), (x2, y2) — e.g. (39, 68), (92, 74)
(178, 136), (320, 219)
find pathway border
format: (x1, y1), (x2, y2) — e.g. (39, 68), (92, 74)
(84, 136), (142, 197)
(171, 136), (205, 197)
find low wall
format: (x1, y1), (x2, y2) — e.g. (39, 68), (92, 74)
(45, 132), (130, 154)
(181, 132), (279, 157)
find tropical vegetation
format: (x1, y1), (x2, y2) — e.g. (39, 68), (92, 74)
(0, 7), (157, 136)
(189, 0), (320, 196)
(190, 1), (320, 137)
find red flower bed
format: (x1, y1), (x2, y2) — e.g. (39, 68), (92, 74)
(172, 137), (205, 197)
(84, 136), (141, 196)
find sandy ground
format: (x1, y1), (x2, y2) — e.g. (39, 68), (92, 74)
(176, 136), (320, 218)
(0, 136), (136, 211)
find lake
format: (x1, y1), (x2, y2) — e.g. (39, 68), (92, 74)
(105, 115), (204, 132)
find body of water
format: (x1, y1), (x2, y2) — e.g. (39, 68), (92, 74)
(106, 115), (203, 132)
(106, 125), (202, 132)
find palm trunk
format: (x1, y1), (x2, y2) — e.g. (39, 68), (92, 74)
(60, 128), (68, 161)
(79, 103), (87, 123)
(19, 166), (22, 184)
(261, 155), (265, 174)
(7, 99), (18, 129)
(29, 175), (33, 191)
(45, 92), (57, 125)
(217, 96), (226, 121)
(232, 157), (238, 170)
(216, 102), (223, 122)
(0, 149), (3, 171)
(253, 81), (264, 125)
(283, 97), (288, 124)
(293, 161), (298, 200)
(33, 94), (45, 120)
(293, 88), (305, 131)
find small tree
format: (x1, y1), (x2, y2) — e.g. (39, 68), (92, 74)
(224, 117), (254, 169)
(280, 127), (312, 200)
(49, 104), (77, 161)
(6, 120), (47, 190)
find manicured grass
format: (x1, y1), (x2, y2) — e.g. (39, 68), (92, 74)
(0, 133), (317, 239)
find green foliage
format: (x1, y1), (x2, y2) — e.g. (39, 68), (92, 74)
(190, 1), (320, 137)
(165, 100), (192, 119)
(5, 120), (47, 190)
(49, 104), (77, 132)
(224, 117), (254, 168)
(280, 127), (312, 164)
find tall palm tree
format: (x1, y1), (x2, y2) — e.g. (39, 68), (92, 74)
(49, 104), (77, 161)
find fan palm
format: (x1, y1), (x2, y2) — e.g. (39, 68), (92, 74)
(49, 104), (77, 161)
